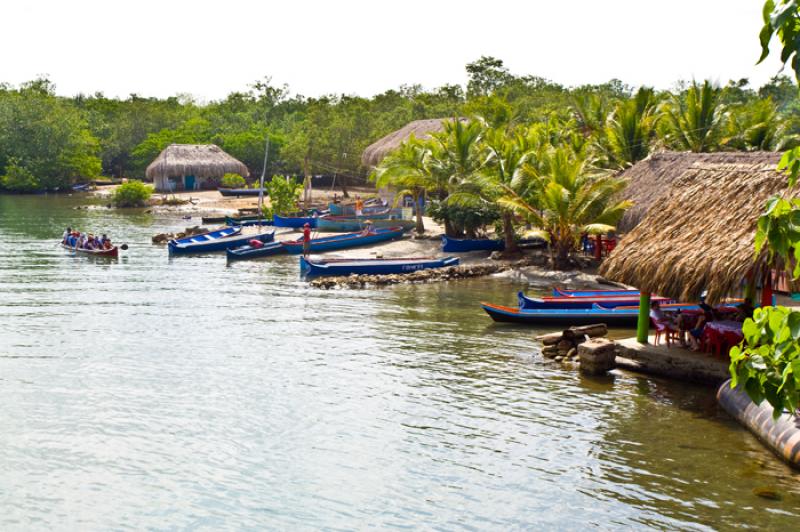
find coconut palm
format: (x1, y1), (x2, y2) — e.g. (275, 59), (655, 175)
(660, 80), (727, 152)
(371, 137), (431, 235)
(510, 146), (633, 269)
(723, 99), (800, 151)
(604, 87), (659, 168)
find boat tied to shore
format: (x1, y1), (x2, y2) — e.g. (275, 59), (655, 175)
(300, 256), (459, 277)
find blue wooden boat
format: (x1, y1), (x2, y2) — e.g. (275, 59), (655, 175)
(282, 227), (405, 254)
(552, 287), (639, 297)
(517, 291), (672, 310)
(300, 256), (459, 277)
(169, 229), (274, 255)
(226, 241), (286, 262)
(316, 216), (414, 232)
(273, 214), (318, 228)
(482, 302), (639, 326)
(225, 215), (273, 227)
(328, 199), (386, 216)
(441, 235), (504, 252)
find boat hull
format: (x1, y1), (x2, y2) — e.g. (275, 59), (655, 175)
(316, 216), (414, 232)
(226, 241), (286, 262)
(273, 214), (318, 228)
(169, 229), (273, 255)
(218, 188), (268, 197)
(552, 287), (640, 297)
(283, 227), (405, 254)
(441, 235), (504, 252)
(61, 243), (119, 258)
(482, 302), (639, 326)
(300, 256), (459, 277)
(518, 291), (672, 310)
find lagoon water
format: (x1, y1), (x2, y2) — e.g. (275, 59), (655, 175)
(1, 194), (799, 530)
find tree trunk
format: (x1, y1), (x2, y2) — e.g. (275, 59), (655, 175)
(437, 189), (457, 237)
(502, 211), (519, 254)
(554, 238), (571, 270)
(339, 174), (350, 198)
(415, 190), (425, 235)
(302, 155), (311, 210)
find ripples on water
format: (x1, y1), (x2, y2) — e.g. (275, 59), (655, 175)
(1, 195), (799, 529)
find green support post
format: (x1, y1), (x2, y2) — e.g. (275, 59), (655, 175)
(636, 292), (651, 344)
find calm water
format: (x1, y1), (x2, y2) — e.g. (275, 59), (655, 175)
(1, 194), (798, 530)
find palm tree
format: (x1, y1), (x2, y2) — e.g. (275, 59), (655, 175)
(660, 80), (727, 152)
(511, 146), (633, 269)
(723, 99), (800, 151)
(604, 87), (659, 168)
(371, 138), (431, 235)
(426, 119), (485, 235)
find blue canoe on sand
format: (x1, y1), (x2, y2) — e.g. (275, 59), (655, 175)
(300, 256), (459, 277)
(517, 291), (673, 310)
(441, 235), (505, 252)
(273, 214), (318, 229)
(169, 229), (274, 255)
(282, 227), (405, 255)
(552, 287), (640, 297)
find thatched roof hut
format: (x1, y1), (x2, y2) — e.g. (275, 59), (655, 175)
(601, 152), (789, 303)
(146, 144), (249, 192)
(361, 118), (461, 168)
(617, 152), (785, 231)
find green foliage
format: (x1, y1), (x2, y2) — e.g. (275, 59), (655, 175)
(729, 306), (800, 418)
(759, 0), (800, 78)
(660, 80), (727, 152)
(427, 200), (500, 238)
(263, 175), (301, 217)
(221, 173), (246, 188)
(603, 87), (659, 168)
(754, 196), (800, 278)
(0, 78), (101, 189)
(112, 180), (152, 207)
(0, 159), (40, 192)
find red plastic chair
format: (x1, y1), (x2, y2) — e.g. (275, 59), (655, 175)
(652, 318), (680, 347)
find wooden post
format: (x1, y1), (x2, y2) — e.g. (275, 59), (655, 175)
(595, 234), (602, 260)
(636, 292), (651, 344)
(761, 269), (774, 308)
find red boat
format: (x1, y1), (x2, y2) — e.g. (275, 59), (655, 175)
(61, 243), (119, 258)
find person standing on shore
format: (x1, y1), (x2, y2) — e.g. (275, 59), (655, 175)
(355, 195), (364, 216)
(302, 222), (312, 257)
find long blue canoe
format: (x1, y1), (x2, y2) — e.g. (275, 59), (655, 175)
(441, 235), (505, 252)
(219, 188), (268, 197)
(552, 287), (640, 297)
(226, 241), (286, 262)
(482, 302), (639, 326)
(273, 214), (318, 228)
(300, 256), (459, 277)
(169, 226), (240, 246)
(225, 215), (273, 226)
(169, 229), (274, 255)
(282, 227), (405, 255)
(517, 291), (672, 310)
(316, 216), (415, 232)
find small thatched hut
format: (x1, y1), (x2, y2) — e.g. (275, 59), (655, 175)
(361, 118), (461, 168)
(146, 144), (249, 192)
(616, 152), (785, 231)
(601, 152), (789, 304)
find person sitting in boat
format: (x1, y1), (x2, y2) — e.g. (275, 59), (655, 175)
(302, 223), (312, 257)
(62, 227), (72, 244)
(249, 238), (264, 249)
(360, 220), (374, 236)
(85, 234), (97, 250)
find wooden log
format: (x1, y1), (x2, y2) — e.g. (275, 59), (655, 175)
(535, 331), (565, 345)
(563, 324), (608, 341)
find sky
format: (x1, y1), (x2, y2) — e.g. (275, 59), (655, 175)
(0, 0), (790, 101)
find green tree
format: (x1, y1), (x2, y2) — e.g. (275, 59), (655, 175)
(112, 180), (152, 207)
(0, 158), (40, 192)
(724, 98), (800, 151)
(660, 80), (727, 152)
(372, 138), (432, 235)
(604, 87), (659, 168)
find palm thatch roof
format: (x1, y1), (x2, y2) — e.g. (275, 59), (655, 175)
(601, 152), (790, 304)
(361, 118), (462, 168)
(145, 144), (249, 180)
(617, 151), (784, 231)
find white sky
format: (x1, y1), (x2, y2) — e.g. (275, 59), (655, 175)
(0, 0), (790, 101)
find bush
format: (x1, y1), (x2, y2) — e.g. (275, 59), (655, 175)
(428, 200), (501, 238)
(112, 180), (152, 207)
(221, 173), (246, 188)
(263, 175), (302, 217)
(0, 160), (41, 193)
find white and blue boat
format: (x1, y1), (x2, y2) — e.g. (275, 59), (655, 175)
(282, 227), (405, 255)
(168, 228), (274, 255)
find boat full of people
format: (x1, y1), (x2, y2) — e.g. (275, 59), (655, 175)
(61, 227), (120, 257)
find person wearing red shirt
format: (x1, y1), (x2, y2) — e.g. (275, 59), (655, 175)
(302, 223), (312, 257)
